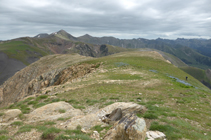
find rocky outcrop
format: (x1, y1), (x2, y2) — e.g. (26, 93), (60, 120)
(0, 109), (22, 122)
(103, 113), (147, 140)
(99, 45), (109, 56)
(102, 108), (122, 124)
(28, 63), (99, 95)
(26, 101), (83, 122)
(75, 44), (97, 57)
(0, 55), (97, 107)
(59, 102), (146, 130)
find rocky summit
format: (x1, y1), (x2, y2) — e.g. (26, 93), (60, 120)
(0, 51), (210, 140)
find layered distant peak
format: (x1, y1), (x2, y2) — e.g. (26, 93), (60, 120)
(56, 29), (69, 35)
(51, 30), (77, 41)
(82, 34), (92, 38)
(50, 30), (69, 36)
(34, 33), (49, 38)
(78, 34), (94, 41)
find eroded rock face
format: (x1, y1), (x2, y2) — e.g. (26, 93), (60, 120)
(103, 113), (147, 140)
(0, 60), (98, 107)
(26, 101), (83, 122)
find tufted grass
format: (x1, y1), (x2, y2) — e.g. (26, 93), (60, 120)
(0, 135), (10, 140)
(43, 121), (56, 126)
(41, 127), (61, 139)
(11, 121), (23, 126)
(0, 130), (8, 135)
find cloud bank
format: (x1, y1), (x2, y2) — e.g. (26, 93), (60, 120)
(0, 0), (210, 40)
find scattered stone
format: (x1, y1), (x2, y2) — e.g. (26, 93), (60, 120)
(91, 131), (100, 140)
(44, 80), (49, 85)
(137, 99), (141, 102)
(103, 113), (147, 140)
(81, 128), (88, 133)
(1, 109), (22, 122)
(146, 131), (166, 140)
(155, 104), (159, 107)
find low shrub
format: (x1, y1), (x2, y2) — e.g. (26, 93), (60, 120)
(41, 127), (61, 139)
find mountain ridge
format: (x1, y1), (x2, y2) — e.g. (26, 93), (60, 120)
(1, 30), (211, 88)
(33, 30), (211, 69)
(0, 51), (210, 139)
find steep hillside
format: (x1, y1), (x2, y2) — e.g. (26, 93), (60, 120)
(0, 39), (49, 85)
(0, 32), (128, 85)
(0, 51), (210, 139)
(0, 52), (26, 85)
(173, 38), (211, 58)
(180, 66), (211, 89)
(0, 40), (48, 65)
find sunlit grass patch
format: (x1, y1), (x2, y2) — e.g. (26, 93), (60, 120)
(11, 121), (23, 126)
(17, 125), (34, 134)
(43, 121), (56, 126)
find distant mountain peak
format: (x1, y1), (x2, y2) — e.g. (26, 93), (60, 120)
(84, 34), (92, 37)
(34, 33), (49, 38)
(57, 29), (68, 34)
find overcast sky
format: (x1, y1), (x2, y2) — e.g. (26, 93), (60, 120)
(0, 0), (211, 40)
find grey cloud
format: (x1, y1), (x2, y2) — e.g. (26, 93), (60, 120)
(0, 0), (210, 40)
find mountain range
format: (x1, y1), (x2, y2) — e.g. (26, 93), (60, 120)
(0, 30), (211, 88)
(34, 30), (211, 69)
(0, 30), (211, 139)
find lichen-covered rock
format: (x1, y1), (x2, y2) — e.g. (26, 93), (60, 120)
(61, 102), (146, 130)
(102, 108), (122, 124)
(26, 101), (83, 122)
(1, 109), (22, 122)
(98, 102), (146, 121)
(103, 114), (147, 140)
(146, 131), (166, 140)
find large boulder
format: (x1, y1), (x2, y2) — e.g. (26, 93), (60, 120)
(102, 108), (122, 124)
(26, 101), (83, 122)
(1, 109), (22, 122)
(103, 113), (147, 140)
(98, 102), (146, 121)
(60, 102), (146, 130)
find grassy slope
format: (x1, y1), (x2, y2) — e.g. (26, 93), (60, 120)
(58, 52), (211, 139)
(165, 46), (211, 69)
(180, 66), (211, 88)
(1, 52), (211, 139)
(107, 44), (130, 54)
(158, 51), (188, 67)
(0, 40), (48, 65)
